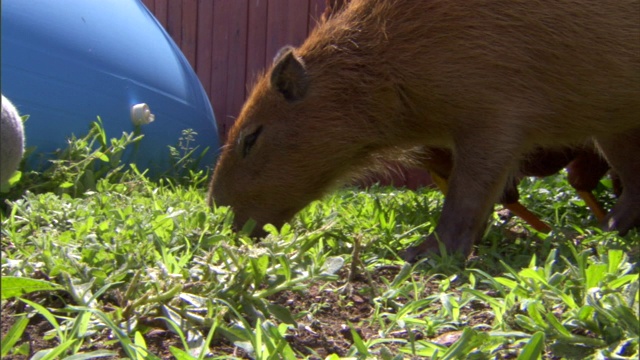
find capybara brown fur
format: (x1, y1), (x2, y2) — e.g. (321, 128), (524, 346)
(419, 144), (611, 211)
(324, 0), (614, 226)
(209, 0), (640, 261)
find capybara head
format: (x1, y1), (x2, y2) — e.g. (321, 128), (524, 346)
(209, 47), (350, 232)
(209, 58), (320, 233)
(208, 43), (395, 234)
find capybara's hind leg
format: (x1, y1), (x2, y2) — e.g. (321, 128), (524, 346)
(595, 130), (640, 235)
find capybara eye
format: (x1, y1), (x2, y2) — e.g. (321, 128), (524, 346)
(242, 126), (263, 158)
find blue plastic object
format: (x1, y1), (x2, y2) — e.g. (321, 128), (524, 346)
(1, 0), (219, 175)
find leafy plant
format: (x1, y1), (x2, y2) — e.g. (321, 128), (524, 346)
(1, 122), (638, 358)
(1, 117), (143, 201)
(166, 128), (211, 185)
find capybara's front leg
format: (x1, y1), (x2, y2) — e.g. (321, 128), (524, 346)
(403, 138), (518, 262)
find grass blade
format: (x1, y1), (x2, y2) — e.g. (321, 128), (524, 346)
(1, 315), (29, 356)
(442, 328), (482, 360)
(31, 339), (77, 360)
(19, 298), (62, 340)
(170, 346), (198, 360)
(348, 323), (370, 356)
(266, 303), (297, 326)
(517, 332), (545, 360)
(134, 331), (149, 360)
(544, 312), (572, 338)
(63, 350), (119, 359)
(69, 306), (137, 359)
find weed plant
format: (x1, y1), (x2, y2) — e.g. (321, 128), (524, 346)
(1, 121), (638, 359)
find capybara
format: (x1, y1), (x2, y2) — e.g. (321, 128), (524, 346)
(209, 0), (640, 261)
(323, 0), (613, 230)
(420, 144), (612, 233)
(1, 95), (25, 185)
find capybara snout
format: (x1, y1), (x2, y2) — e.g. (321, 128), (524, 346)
(208, 49), (330, 232)
(210, 0), (640, 256)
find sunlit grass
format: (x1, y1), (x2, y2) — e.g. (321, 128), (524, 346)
(1, 121), (638, 359)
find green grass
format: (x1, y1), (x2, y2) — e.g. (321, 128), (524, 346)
(1, 121), (638, 359)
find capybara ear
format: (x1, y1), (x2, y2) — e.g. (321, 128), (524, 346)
(270, 47), (309, 102)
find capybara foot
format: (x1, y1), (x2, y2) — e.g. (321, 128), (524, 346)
(402, 236), (440, 263)
(402, 234), (472, 263)
(602, 194), (640, 235)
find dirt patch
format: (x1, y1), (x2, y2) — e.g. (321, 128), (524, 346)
(1, 266), (497, 359)
(267, 265), (496, 359)
(2, 300), (58, 360)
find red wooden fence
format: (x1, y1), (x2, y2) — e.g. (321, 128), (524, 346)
(141, 0), (433, 188)
(141, 0), (325, 140)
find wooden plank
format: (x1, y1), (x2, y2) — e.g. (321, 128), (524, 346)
(266, 0), (287, 62)
(210, 0), (249, 141)
(167, 0), (183, 47)
(266, 0), (310, 62)
(196, 0), (214, 98)
(154, 0), (169, 29)
(307, 0), (327, 34)
(223, 0), (249, 139)
(245, 0), (269, 100)
(288, 0), (311, 46)
(141, 0), (155, 12)
(210, 1), (231, 139)
(181, 0), (199, 69)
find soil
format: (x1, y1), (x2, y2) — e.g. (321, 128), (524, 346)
(1, 265), (501, 359)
